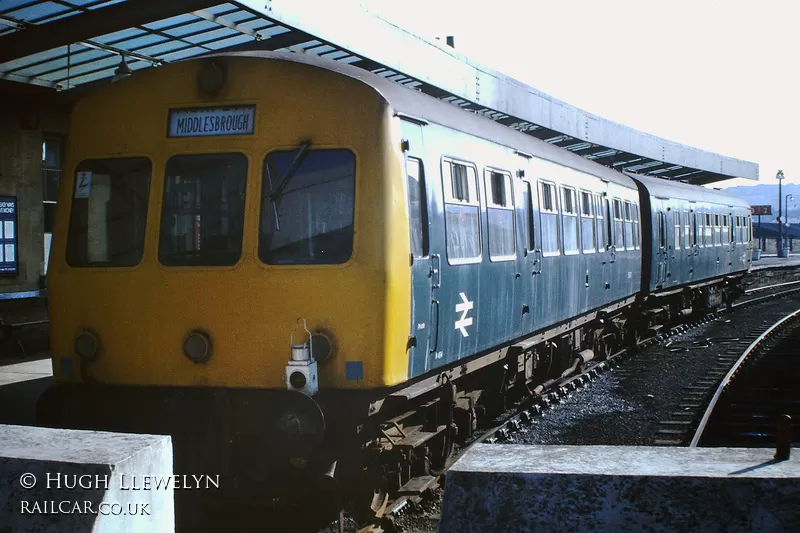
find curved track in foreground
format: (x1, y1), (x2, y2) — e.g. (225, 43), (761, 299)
(690, 307), (800, 448)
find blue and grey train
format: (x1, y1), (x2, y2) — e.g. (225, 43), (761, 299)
(38, 50), (754, 523)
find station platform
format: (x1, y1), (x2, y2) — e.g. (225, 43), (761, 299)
(441, 443), (800, 533)
(0, 356), (52, 427)
(1, 423), (174, 533)
(751, 253), (800, 271)
(0, 297), (49, 358)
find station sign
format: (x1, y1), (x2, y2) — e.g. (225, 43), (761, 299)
(167, 106), (255, 138)
(0, 196), (18, 276)
(751, 205), (772, 215)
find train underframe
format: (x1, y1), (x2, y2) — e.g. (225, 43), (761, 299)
(36, 276), (745, 530)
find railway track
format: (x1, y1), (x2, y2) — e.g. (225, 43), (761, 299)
(690, 307), (800, 449)
(346, 281), (800, 533)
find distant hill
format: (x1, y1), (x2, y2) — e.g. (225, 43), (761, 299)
(713, 183), (800, 223)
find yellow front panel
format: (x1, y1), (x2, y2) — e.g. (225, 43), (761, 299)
(48, 56), (412, 389)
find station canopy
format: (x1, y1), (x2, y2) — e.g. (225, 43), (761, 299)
(0, 0), (759, 185)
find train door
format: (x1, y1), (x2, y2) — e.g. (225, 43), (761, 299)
(688, 209), (698, 276)
(519, 176), (539, 333)
(727, 213), (735, 268)
(403, 125), (438, 376)
(655, 205), (668, 287)
(598, 193), (613, 298)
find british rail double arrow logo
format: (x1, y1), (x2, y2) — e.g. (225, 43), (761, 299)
(455, 292), (474, 337)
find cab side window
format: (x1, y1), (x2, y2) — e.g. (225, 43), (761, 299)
(406, 158), (428, 257)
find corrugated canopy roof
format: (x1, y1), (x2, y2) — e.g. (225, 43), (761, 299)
(0, 0), (759, 185)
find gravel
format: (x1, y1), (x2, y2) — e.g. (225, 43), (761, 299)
(512, 295), (800, 446)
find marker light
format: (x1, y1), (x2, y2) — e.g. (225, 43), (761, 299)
(183, 330), (212, 363)
(75, 330), (99, 360)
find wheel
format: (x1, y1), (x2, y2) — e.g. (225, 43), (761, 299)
(430, 424), (455, 474)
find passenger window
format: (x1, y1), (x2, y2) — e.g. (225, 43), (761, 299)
(748, 216), (752, 243)
(735, 216), (741, 243)
(673, 211), (681, 250)
(692, 212), (698, 246)
(613, 198), (624, 249)
(443, 159), (481, 263)
(451, 163), (469, 201)
(580, 190), (595, 253)
(684, 211), (691, 248)
(485, 170), (515, 260)
(259, 149), (355, 265)
(738, 216), (745, 244)
(406, 158), (428, 258)
(723, 214), (731, 244)
(632, 204), (640, 249)
(66, 157), (151, 267)
(623, 200), (633, 250)
(714, 214), (721, 246)
(523, 182), (536, 251)
(657, 212), (666, 249)
(594, 194), (606, 251)
(561, 186), (579, 254)
(160, 153), (247, 267)
(539, 181), (559, 256)
(704, 213), (712, 246)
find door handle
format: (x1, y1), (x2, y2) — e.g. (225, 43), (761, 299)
(429, 300), (440, 353)
(533, 249), (542, 274)
(430, 254), (441, 288)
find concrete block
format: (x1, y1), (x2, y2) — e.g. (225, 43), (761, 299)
(0, 424), (174, 533)
(441, 444), (800, 533)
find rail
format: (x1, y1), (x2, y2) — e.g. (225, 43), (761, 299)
(744, 279), (800, 294)
(689, 307), (800, 448)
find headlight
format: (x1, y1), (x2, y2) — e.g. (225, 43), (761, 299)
(183, 330), (212, 363)
(311, 329), (336, 363)
(75, 330), (99, 361)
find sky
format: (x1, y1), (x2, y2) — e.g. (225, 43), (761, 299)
(356, 0), (799, 188)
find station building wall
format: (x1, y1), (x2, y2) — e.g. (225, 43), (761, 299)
(0, 88), (68, 294)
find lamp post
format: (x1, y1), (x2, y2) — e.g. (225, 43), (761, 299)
(777, 170), (785, 257)
(785, 193), (794, 255)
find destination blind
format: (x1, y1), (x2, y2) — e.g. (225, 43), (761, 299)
(168, 106), (255, 137)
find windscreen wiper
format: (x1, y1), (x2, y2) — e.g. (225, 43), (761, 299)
(268, 140), (312, 202)
(266, 140), (311, 231)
